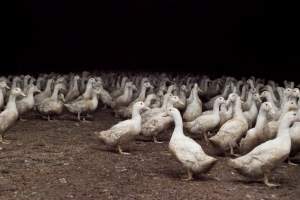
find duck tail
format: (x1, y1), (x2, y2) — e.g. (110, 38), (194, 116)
(227, 158), (239, 169)
(95, 130), (111, 141)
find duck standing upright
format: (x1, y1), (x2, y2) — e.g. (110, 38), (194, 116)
(228, 111), (300, 187)
(168, 107), (217, 181)
(0, 88), (26, 144)
(95, 101), (149, 154)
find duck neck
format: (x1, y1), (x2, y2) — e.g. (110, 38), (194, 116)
(172, 111), (183, 135)
(213, 101), (221, 114)
(26, 87), (35, 100)
(245, 92), (253, 106)
(233, 97), (244, 118)
(137, 85), (147, 101)
(84, 82), (93, 97)
(255, 109), (268, 130)
(162, 94), (171, 110)
(277, 118), (293, 138)
(132, 108), (142, 122)
(6, 94), (17, 111)
(51, 86), (60, 100)
(72, 78), (79, 91)
(45, 80), (52, 94)
(121, 78), (127, 89)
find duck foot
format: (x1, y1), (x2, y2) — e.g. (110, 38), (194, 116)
(117, 145), (130, 155)
(288, 159), (298, 166)
(0, 136), (11, 144)
(20, 118), (27, 122)
(181, 169), (193, 181)
(82, 118), (91, 123)
(264, 175), (280, 187)
(229, 144), (240, 157)
(153, 136), (163, 144)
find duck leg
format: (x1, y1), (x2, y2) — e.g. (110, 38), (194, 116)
(153, 136), (163, 144)
(77, 112), (81, 121)
(229, 143), (240, 157)
(203, 132), (209, 143)
(263, 174), (280, 187)
(0, 135), (10, 144)
(117, 145), (130, 155)
(182, 169), (193, 181)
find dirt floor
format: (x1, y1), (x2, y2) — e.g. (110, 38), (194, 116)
(0, 109), (300, 200)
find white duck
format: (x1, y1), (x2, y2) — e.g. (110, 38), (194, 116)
(95, 101), (149, 154)
(209, 93), (248, 156)
(184, 97), (226, 142)
(64, 87), (101, 121)
(0, 88), (26, 144)
(228, 111), (299, 187)
(0, 81), (10, 110)
(168, 107), (217, 181)
(243, 92), (262, 128)
(141, 95), (184, 143)
(65, 75), (81, 102)
(183, 83), (202, 122)
(37, 83), (66, 120)
(16, 84), (41, 117)
(239, 102), (275, 154)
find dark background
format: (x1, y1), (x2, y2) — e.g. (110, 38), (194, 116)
(3, 1), (299, 81)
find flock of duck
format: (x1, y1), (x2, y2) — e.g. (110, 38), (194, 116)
(0, 71), (300, 187)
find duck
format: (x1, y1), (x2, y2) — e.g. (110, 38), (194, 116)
(97, 83), (114, 109)
(228, 111), (299, 187)
(243, 92), (262, 127)
(111, 76), (128, 98)
(37, 83), (66, 120)
(287, 109), (300, 165)
(184, 97), (226, 142)
(75, 78), (96, 101)
(112, 82), (137, 109)
(219, 101), (233, 126)
(35, 78), (54, 106)
(141, 95), (184, 143)
(114, 82), (153, 118)
(64, 87), (101, 121)
(65, 75), (81, 102)
(209, 93), (248, 156)
(16, 84), (41, 118)
(141, 87), (175, 122)
(183, 83), (202, 122)
(95, 101), (149, 154)
(168, 107), (217, 181)
(239, 102), (275, 154)
(0, 81), (10, 110)
(204, 83), (231, 110)
(262, 101), (298, 144)
(177, 85), (188, 111)
(0, 88), (26, 144)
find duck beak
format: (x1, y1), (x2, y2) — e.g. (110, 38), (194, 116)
(36, 89), (41, 93)
(143, 106), (150, 111)
(21, 92), (26, 97)
(5, 85), (10, 89)
(177, 100), (185, 107)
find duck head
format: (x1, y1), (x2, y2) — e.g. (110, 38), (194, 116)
(11, 88), (26, 97)
(133, 101), (150, 112)
(0, 81), (10, 89)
